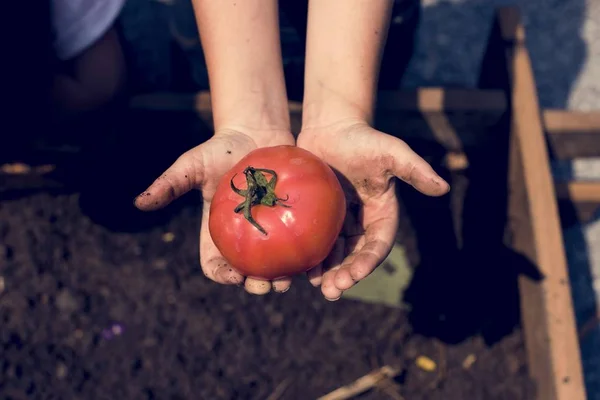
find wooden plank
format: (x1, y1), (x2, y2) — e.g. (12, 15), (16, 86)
(487, 6), (586, 400)
(544, 110), (600, 159)
(129, 91), (303, 116)
(555, 182), (600, 203)
(440, 155), (600, 203)
(545, 110), (600, 134)
(129, 88), (506, 114)
(129, 88), (506, 145)
(377, 88), (507, 112)
(4, 90), (503, 194)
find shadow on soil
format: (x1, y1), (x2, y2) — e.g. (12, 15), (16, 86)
(395, 116), (543, 346)
(73, 107), (207, 232)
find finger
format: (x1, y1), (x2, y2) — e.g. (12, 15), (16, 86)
(335, 218), (396, 291)
(320, 238), (346, 301)
(385, 136), (450, 197)
(244, 278), (272, 295)
(199, 201), (245, 285)
(307, 263), (323, 287)
(272, 277), (292, 293)
(134, 150), (203, 211)
(333, 235), (367, 290)
(345, 234), (367, 257)
(324, 237), (345, 273)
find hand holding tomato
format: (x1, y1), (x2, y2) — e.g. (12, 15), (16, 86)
(209, 145), (346, 282)
(297, 121), (450, 301)
(134, 128), (296, 295)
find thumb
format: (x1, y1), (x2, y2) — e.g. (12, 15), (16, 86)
(134, 151), (204, 211)
(387, 136), (450, 197)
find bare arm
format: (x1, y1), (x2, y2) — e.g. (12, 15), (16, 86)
(302, 0), (394, 128)
(297, 1), (449, 301)
(192, 0), (290, 133)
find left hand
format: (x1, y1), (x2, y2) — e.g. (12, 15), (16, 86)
(297, 120), (450, 301)
(134, 128), (296, 295)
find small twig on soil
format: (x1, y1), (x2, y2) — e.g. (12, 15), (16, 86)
(367, 348), (405, 400)
(317, 365), (400, 400)
(265, 378), (293, 400)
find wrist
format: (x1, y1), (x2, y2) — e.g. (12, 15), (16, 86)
(214, 125), (295, 150)
(206, 45), (291, 133)
(192, 0), (290, 134)
(301, 92), (374, 130)
(211, 90), (294, 147)
(302, 0), (393, 130)
(302, 81), (375, 130)
(211, 84), (291, 134)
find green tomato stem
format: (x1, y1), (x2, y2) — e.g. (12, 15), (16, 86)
(230, 166), (291, 235)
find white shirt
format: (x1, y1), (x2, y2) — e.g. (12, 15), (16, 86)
(52, 0), (126, 60)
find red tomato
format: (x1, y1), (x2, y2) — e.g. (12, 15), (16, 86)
(209, 145), (346, 280)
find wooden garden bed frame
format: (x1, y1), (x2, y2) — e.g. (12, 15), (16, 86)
(483, 7), (585, 400)
(2, 5), (597, 399)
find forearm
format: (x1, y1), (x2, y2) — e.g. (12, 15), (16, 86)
(192, 0), (290, 132)
(302, 0), (394, 128)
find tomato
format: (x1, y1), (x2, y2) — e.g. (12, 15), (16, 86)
(209, 145), (346, 280)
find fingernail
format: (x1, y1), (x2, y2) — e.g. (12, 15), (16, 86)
(133, 191), (151, 203)
(325, 295), (341, 302)
(274, 286), (291, 294)
(217, 267), (243, 286)
(433, 177), (450, 192)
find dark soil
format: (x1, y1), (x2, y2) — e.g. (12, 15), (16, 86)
(0, 111), (536, 399)
(0, 189), (534, 400)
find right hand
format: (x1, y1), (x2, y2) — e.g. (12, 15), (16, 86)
(134, 128), (295, 295)
(297, 121), (450, 300)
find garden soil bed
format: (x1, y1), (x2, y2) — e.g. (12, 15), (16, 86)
(0, 149), (536, 399)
